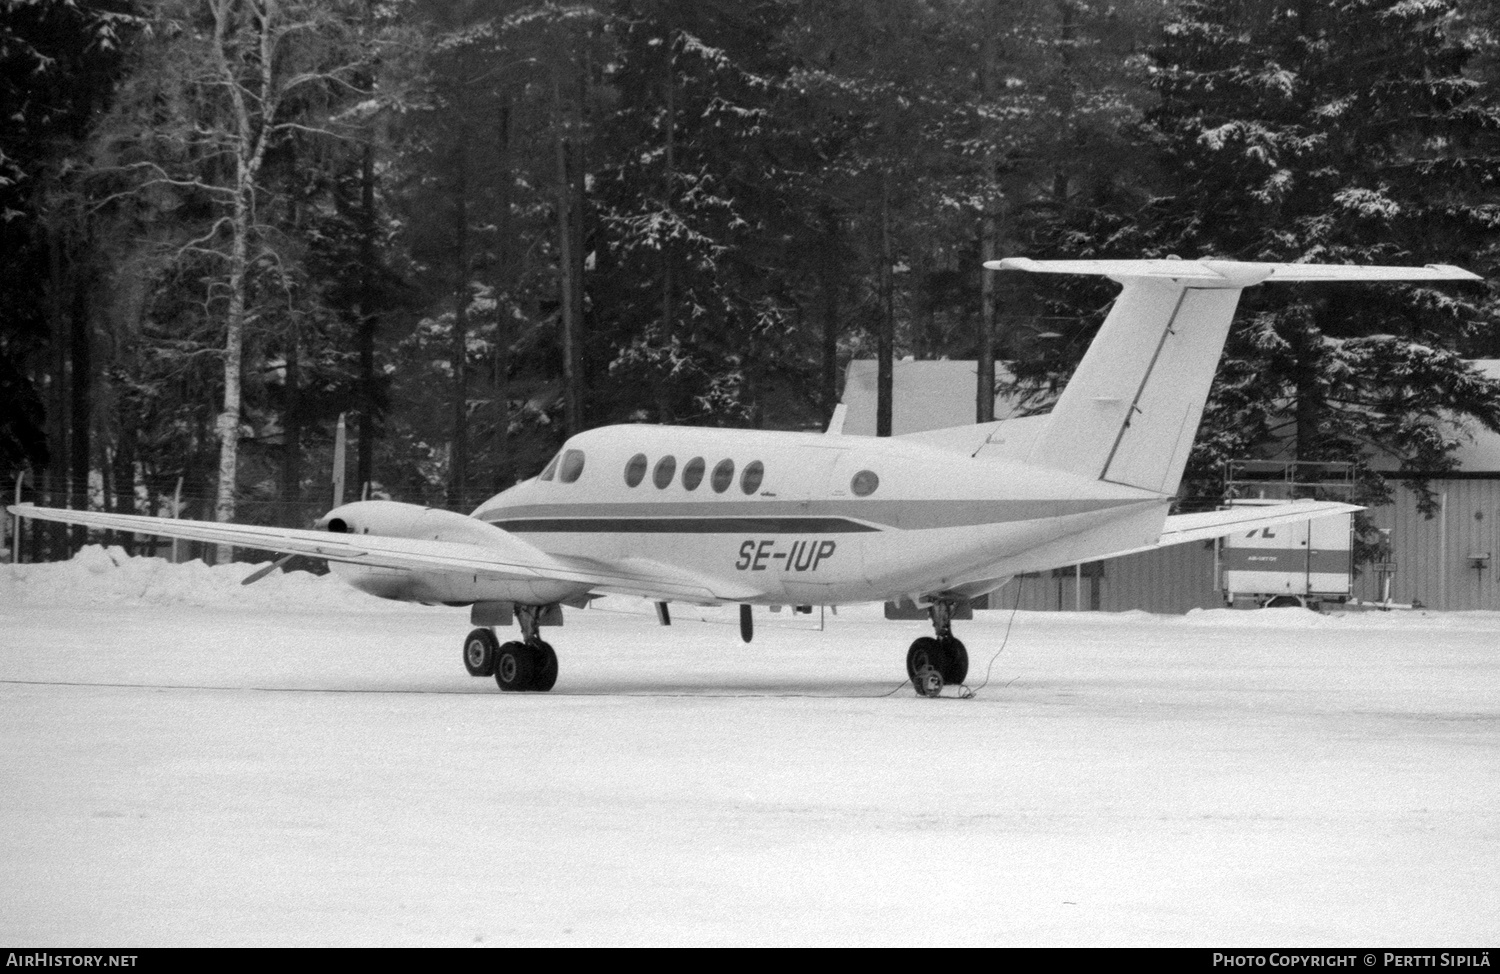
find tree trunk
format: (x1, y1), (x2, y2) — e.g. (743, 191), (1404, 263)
(69, 262), (91, 521)
(357, 138), (378, 495)
(821, 209), (841, 421)
(978, 216), (998, 423)
(46, 225), (71, 554)
(494, 94), (514, 487)
(113, 404), (136, 555)
(977, 0), (1002, 424)
(1293, 323), (1321, 461)
(877, 172), (894, 438)
(213, 188), (248, 561)
(570, 134), (586, 427)
(449, 139), (470, 509)
(659, 42), (676, 423)
(209, 0), (279, 560)
(282, 320), (302, 505)
(556, 130), (582, 435)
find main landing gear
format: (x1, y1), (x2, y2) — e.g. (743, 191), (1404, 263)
(462, 605), (559, 692)
(906, 600), (969, 697)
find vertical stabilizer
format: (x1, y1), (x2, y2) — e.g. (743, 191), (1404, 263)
(984, 258), (1481, 496)
(1025, 280), (1242, 494)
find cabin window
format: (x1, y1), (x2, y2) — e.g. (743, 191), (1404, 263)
(851, 470), (880, 497)
(740, 460), (764, 495)
(624, 453), (648, 487)
(711, 459), (735, 493)
(653, 455), (677, 489)
(559, 449), (586, 484)
(682, 456), (705, 491)
(539, 453), (561, 481)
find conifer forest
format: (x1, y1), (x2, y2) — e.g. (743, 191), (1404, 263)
(6, 0), (1500, 552)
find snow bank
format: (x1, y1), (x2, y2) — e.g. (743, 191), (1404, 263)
(1178, 603), (1500, 632)
(1, 545), (386, 611)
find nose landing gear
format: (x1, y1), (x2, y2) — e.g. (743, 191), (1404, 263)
(905, 600), (969, 697)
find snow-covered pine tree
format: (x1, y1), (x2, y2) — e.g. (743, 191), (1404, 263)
(0, 1), (136, 489)
(593, 1), (808, 428)
(1144, 0), (1500, 511)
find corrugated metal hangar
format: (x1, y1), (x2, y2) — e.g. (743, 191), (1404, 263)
(842, 359), (1500, 612)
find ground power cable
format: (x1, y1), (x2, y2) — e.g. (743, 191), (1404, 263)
(955, 575), (1026, 700)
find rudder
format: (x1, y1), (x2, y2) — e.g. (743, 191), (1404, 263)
(1018, 279), (1242, 495)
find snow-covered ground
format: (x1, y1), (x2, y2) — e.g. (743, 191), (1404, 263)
(2, 547), (1497, 946)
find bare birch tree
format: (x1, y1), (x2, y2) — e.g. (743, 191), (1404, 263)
(84, 0), (377, 553)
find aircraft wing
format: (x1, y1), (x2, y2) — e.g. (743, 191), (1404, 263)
(5, 504), (727, 603)
(1095, 500), (1361, 562)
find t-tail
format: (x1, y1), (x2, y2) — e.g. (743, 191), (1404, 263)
(986, 258), (1481, 496)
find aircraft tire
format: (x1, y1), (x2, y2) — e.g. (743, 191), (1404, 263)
(464, 628), (500, 677)
(941, 637), (969, 685)
(495, 641), (537, 692)
(532, 641), (559, 692)
(907, 637), (943, 685)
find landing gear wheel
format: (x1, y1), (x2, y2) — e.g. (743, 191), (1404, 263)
(532, 641), (559, 692)
(907, 637), (947, 696)
(463, 628), (500, 677)
(495, 641), (537, 692)
(914, 665), (944, 697)
(907, 636), (940, 683)
(940, 636), (969, 686)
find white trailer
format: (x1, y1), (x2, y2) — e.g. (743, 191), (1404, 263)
(1220, 499), (1354, 608)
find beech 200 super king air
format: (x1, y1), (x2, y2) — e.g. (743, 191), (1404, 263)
(11, 258), (1480, 695)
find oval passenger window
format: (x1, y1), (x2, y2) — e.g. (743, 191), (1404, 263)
(851, 470), (879, 496)
(682, 456), (705, 491)
(653, 455), (677, 489)
(559, 450), (586, 484)
(740, 460), (764, 495)
(624, 453), (647, 487)
(711, 459), (735, 493)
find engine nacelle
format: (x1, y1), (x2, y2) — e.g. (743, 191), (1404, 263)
(316, 500), (588, 606)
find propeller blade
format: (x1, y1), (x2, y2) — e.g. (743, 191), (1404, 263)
(241, 553), (296, 586)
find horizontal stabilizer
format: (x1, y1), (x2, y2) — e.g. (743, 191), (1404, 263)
(1092, 501), (1360, 562)
(987, 257), (1481, 286)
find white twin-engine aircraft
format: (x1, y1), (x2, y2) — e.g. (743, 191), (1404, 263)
(11, 258), (1480, 695)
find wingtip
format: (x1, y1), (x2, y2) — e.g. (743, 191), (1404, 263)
(1425, 264), (1484, 281)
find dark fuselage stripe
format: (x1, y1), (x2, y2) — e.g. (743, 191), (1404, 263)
(476, 497), (1151, 532)
(487, 517), (882, 534)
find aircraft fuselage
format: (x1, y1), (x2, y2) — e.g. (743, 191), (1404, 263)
(463, 424), (1169, 607)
